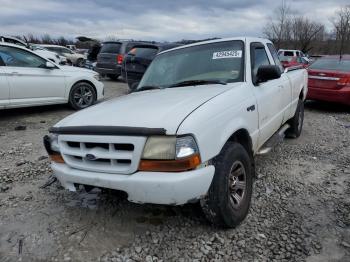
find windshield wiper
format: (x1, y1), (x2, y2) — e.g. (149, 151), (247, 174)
(134, 85), (162, 92)
(167, 79), (227, 88)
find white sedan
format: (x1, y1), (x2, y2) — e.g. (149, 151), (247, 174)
(0, 43), (104, 110)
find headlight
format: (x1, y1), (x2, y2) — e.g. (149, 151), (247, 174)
(93, 74), (101, 81)
(176, 136), (199, 158)
(43, 134), (64, 163)
(139, 135), (201, 172)
(142, 136), (176, 159)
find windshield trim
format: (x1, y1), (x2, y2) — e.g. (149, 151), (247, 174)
(144, 40), (246, 88)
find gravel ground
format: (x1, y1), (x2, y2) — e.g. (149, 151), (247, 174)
(0, 79), (349, 262)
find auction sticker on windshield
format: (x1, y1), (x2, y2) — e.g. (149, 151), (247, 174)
(212, 50), (242, 59)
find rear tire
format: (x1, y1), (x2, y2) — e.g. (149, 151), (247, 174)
(69, 82), (96, 110)
(286, 99), (304, 138)
(201, 142), (253, 228)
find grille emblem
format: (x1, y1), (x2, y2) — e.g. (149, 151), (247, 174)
(85, 154), (97, 161)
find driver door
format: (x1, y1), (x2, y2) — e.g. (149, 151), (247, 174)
(0, 45), (66, 106)
(251, 42), (284, 147)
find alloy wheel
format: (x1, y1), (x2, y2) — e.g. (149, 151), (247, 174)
(229, 160), (246, 207)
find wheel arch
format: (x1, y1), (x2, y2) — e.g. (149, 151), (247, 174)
(69, 80), (97, 96)
(299, 87), (306, 100)
(226, 128), (254, 158)
(67, 80), (97, 104)
(221, 128), (256, 177)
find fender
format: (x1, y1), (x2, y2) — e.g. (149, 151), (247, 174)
(177, 83), (259, 162)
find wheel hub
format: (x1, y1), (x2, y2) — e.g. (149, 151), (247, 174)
(229, 161), (246, 207)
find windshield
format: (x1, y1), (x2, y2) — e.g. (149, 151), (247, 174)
(138, 40), (244, 89)
(309, 58), (350, 72)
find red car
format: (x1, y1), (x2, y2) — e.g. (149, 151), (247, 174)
(279, 56), (309, 68)
(307, 55), (350, 106)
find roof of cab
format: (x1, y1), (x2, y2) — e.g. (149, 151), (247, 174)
(158, 37), (273, 55)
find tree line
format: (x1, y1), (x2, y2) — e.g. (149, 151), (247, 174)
(263, 1), (350, 55)
(14, 2), (350, 56)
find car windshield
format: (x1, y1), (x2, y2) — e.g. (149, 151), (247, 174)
(138, 40), (244, 89)
(309, 58), (350, 71)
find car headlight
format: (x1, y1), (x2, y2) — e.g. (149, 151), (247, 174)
(93, 73), (101, 81)
(43, 134), (64, 163)
(139, 135), (201, 172)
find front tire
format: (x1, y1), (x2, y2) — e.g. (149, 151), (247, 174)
(286, 99), (304, 138)
(69, 82), (96, 110)
(201, 142), (253, 228)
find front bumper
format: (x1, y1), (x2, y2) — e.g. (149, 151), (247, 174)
(52, 163), (215, 205)
(307, 86), (350, 106)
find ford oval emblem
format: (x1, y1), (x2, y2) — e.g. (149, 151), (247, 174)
(85, 154), (97, 161)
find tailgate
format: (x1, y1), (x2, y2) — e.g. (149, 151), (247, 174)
(97, 53), (117, 68)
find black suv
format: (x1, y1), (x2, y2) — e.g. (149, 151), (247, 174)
(95, 40), (147, 80)
(122, 43), (181, 89)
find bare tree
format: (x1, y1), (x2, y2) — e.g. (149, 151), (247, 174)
(332, 5), (350, 56)
(264, 0), (326, 53)
(291, 16), (324, 52)
(263, 0), (291, 49)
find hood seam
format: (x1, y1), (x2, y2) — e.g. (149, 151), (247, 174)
(175, 87), (232, 134)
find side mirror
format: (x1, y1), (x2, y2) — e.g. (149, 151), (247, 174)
(45, 61), (56, 69)
(256, 65), (281, 84)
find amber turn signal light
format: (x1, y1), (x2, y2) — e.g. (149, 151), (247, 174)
(138, 154), (201, 172)
(49, 154), (65, 164)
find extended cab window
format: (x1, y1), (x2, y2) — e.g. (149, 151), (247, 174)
(251, 43), (270, 83)
(139, 40), (244, 88)
(0, 46), (47, 68)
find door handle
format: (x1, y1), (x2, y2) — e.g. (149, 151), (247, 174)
(247, 105), (255, 112)
(11, 72), (19, 75)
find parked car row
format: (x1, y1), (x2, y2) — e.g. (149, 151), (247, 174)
(307, 55), (350, 106)
(277, 49), (350, 106)
(39, 44), (87, 67)
(121, 43), (181, 89)
(0, 42), (104, 110)
(0, 36), (66, 65)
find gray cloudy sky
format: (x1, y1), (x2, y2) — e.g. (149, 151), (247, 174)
(0, 0), (347, 41)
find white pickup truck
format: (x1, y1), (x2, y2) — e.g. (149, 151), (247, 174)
(44, 37), (307, 227)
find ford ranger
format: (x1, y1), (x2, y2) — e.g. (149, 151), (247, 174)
(44, 37), (308, 228)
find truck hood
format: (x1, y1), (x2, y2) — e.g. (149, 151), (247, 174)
(54, 84), (236, 134)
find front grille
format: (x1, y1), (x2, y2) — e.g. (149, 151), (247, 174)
(58, 134), (146, 174)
